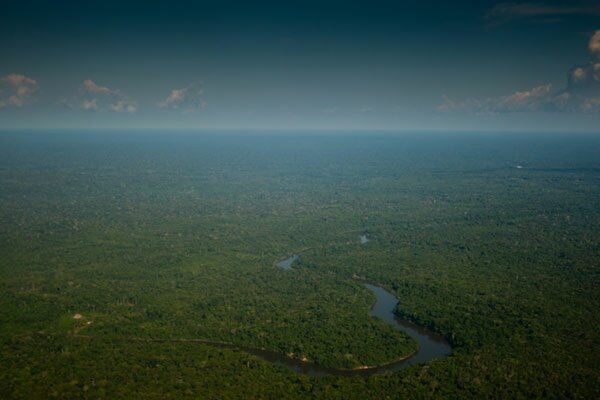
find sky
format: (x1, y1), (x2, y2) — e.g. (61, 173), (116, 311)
(1, 0), (599, 132)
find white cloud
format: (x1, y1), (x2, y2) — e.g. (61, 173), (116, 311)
(438, 84), (554, 114)
(109, 100), (137, 113)
(82, 79), (112, 94)
(440, 82), (600, 115)
(0, 73), (38, 108)
(568, 63), (600, 91)
(581, 96), (600, 113)
(73, 79), (137, 113)
(571, 67), (587, 83)
(590, 30), (600, 58)
(161, 89), (186, 106)
(81, 99), (98, 110)
(159, 82), (206, 111)
(439, 30), (600, 115)
(496, 84), (553, 111)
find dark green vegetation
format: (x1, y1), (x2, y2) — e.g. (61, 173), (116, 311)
(1, 131), (599, 398)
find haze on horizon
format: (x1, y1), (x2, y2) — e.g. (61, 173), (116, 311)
(1, 0), (600, 132)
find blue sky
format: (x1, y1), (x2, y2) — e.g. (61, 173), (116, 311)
(1, 0), (599, 131)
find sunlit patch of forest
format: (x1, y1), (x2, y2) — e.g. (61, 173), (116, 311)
(0, 131), (598, 399)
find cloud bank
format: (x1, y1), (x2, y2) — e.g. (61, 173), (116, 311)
(439, 30), (600, 114)
(0, 73), (38, 108)
(590, 30), (600, 57)
(159, 82), (206, 111)
(71, 79), (137, 113)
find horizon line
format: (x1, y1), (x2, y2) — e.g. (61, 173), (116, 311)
(2, 128), (600, 135)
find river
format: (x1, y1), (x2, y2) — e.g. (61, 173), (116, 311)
(262, 253), (452, 376)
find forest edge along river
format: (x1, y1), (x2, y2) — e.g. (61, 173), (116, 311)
(72, 236), (452, 377)
(263, 237), (452, 377)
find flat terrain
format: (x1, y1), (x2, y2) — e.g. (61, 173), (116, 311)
(0, 131), (598, 398)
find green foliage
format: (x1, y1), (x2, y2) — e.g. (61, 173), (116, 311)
(0, 131), (599, 398)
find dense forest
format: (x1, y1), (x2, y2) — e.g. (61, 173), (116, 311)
(0, 131), (598, 398)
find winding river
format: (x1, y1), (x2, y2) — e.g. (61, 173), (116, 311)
(259, 248), (452, 376)
(74, 237), (451, 377)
